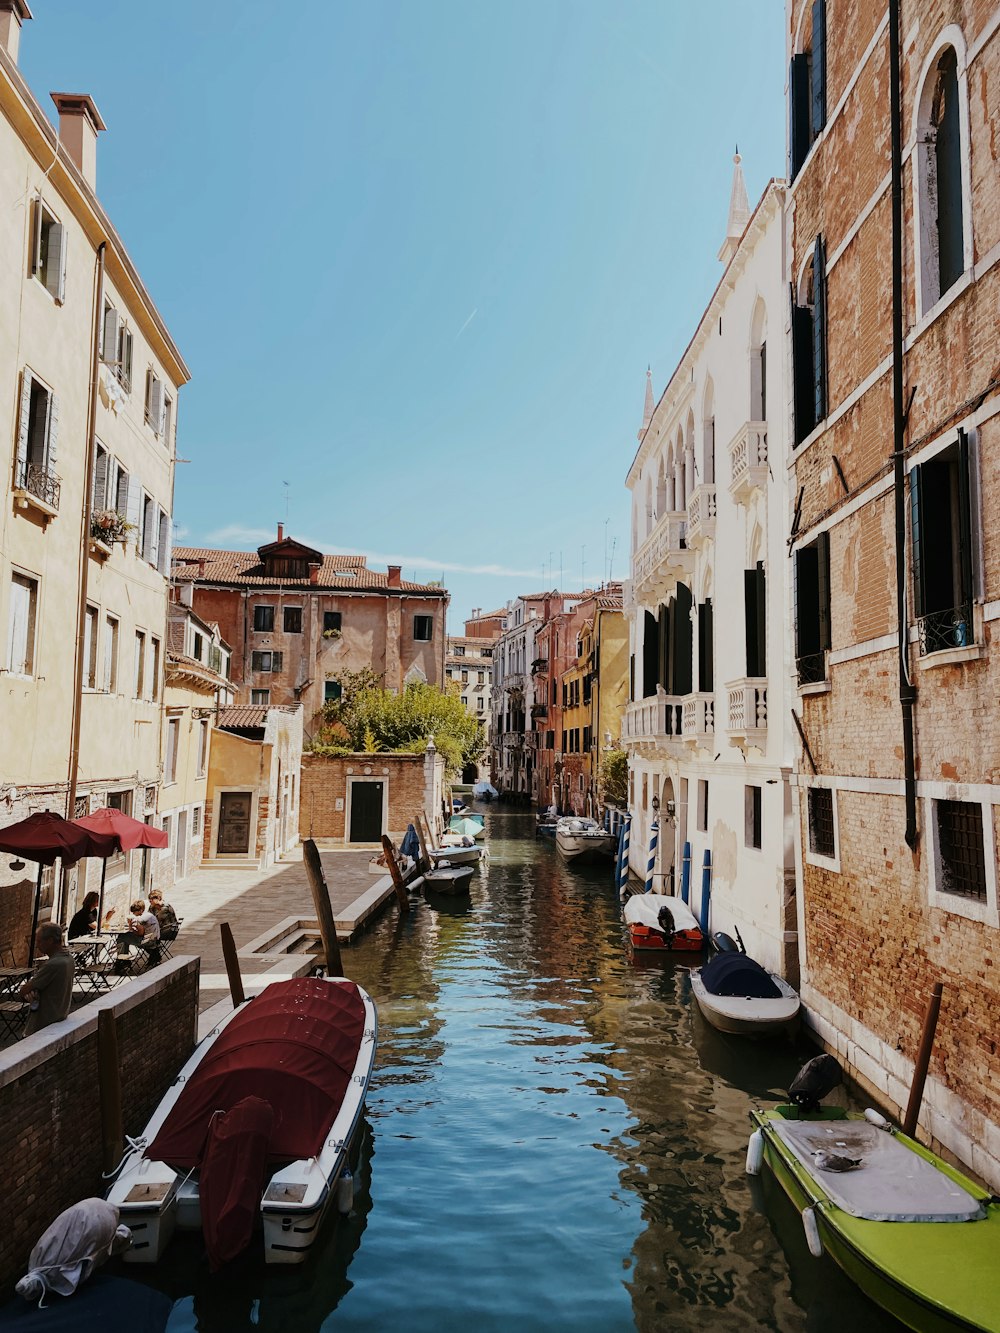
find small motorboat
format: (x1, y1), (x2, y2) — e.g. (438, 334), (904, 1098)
(449, 814), (485, 840)
(535, 806), (559, 837)
(472, 780), (498, 802)
(623, 893), (704, 952)
(107, 976), (377, 1267)
(423, 862), (475, 895)
(747, 1056), (1000, 1331)
(428, 841), (483, 867)
(555, 817), (616, 863)
(691, 951), (800, 1038)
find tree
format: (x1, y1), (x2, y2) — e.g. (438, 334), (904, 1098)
(598, 748), (628, 810)
(312, 673), (484, 776)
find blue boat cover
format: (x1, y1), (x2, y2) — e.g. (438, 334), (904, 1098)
(400, 824), (420, 859)
(0, 1275), (170, 1331)
(700, 952), (781, 999)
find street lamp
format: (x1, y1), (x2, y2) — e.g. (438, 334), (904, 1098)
(651, 794), (660, 815)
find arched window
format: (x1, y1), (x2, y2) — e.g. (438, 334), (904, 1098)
(702, 378), (715, 485)
(791, 238), (827, 444)
(790, 0), (828, 179)
(915, 39), (970, 314)
(750, 299), (767, 421)
(674, 428), (686, 511)
(684, 412), (696, 503)
(655, 455), (667, 519)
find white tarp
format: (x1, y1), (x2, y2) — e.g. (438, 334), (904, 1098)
(623, 893), (700, 934)
(16, 1198), (131, 1306)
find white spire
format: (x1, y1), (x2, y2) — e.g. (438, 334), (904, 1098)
(638, 366), (654, 441)
(718, 147), (751, 264)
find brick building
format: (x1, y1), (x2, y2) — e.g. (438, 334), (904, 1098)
(173, 528), (449, 740)
(787, 0), (1000, 1177)
(445, 634), (494, 777)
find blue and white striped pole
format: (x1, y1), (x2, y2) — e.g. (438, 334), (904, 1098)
(644, 819), (659, 894)
(618, 813), (632, 899)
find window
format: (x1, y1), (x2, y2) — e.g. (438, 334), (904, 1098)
(808, 787), (836, 859)
(478, 671), (485, 685)
(7, 572), (38, 676)
(461, 695), (469, 708)
(157, 511), (170, 576)
(15, 371), (60, 505)
(192, 632), (204, 662)
(140, 494), (156, 564)
(103, 615), (119, 692)
(324, 680), (342, 703)
(150, 637), (161, 701)
(161, 813), (172, 852)
(253, 605), (274, 632)
(696, 780), (708, 833)
(31, 196), (67, 302)
(745, 785), (762, 849)
(794, 533), (831, 683)
(911, 432), (975, 654)
(789, 0), (827, 180)
(251, 650), (283, 673)
(100, 302), (119, 364)
(453, 645), (465, 657)
(251, 689), (270, 705)
(83, 605), (98, 689)
(476, 696), (484, 712)
(106, 789), (133, 876)
(698, 600), (714, 692)
(116, 325), (133, 393)
(744, 562), (767, 677)
(461, 669), (469, 682)
(323, 611), (342, 633)
(792, 238), (827, 443)
(145, 369), (166, 434)
(113, 461), (129, 515)
(134, 631), (145, 698)
(197, 719), (209, 776)
(915, 45), (968, 313)
(192, 806), (202, 839)
(163, 396), (173, 445)
(92, 442), (109, 510)
(934, 800), (986, 901)
(283, 607), (303, 634)
(413, 616), (433, 642)
(165, 717), (179, 784)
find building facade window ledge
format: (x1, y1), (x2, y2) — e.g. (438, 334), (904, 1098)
(724, 676), (768, 750)
(13, 484), (59, 523)
(797, 679), (832, 697)
(89, 538), (113, 560)
(916, 643), (983, 670)
(728, 421), (768, 505)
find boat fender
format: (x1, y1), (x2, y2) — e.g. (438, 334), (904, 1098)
(863, 1108), (892, 1131)
(802, 1207), (823, 1259)
(745, 1130), (763, 1176)
(336, 1169), (354, 1215)
(409, 876), (425, 894)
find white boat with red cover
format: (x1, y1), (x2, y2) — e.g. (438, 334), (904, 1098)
(106, 976), (377, 1268)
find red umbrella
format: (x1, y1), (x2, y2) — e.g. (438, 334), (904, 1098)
(0, 812), (119, 962)
(71, 807), (169, 929)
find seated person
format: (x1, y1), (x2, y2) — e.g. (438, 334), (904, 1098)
(147, 890), (178, 931)
(20, 924), (74, 1036)
(67, 891), (100, 940)
(120, 899), (161, 967)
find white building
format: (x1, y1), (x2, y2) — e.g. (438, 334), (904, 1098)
(623, 159), (797, 977)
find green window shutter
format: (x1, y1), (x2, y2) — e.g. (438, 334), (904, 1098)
(790, 54), (811, 178)
(910, 465), (925, 619)
(811, 0), (827, 135)
(812, 234), (828, 424)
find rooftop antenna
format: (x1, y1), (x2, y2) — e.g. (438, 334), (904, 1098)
(608, 536), (617, 582)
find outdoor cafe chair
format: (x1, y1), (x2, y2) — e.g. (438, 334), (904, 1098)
(156, 919), (183, 962)
(0, 996), (28, 1042)
(0, 945), (16, 969)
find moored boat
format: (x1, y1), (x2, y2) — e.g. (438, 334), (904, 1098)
(107, 976), (377, 1267)
(622, 893), (704, 952)
(691, 951), (800, 1038)
(748, 1058), (1000, 1332)
(428, 842), (483, 867)
(555, 817), (616, 863)
(449, 813), (485, 840)
(423, 863), (475, 895)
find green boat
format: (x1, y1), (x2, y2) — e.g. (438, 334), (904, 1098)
(748, 1103), (1000, 1331)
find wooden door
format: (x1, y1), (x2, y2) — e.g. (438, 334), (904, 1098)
(349, 781), (384, 843)
(218, 791), (252, 854)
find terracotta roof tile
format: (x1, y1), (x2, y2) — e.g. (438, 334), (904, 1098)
(172, 547), (445, 594)
(217, 706), (269, 730)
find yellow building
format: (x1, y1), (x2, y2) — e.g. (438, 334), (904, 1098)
(557, 586), (627, 815)
(0, 8), (188, 925)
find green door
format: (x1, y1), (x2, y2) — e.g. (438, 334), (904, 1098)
(349, 781), (384, 843)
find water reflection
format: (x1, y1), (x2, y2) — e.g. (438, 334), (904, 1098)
(125, 808), (901, 1331)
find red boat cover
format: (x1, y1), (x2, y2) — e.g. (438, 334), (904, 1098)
(147, 978), (365, 1169)
(200, 1095), (274, 1270)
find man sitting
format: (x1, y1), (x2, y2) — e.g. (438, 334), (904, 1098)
(121, 899), (161, 968)
(148, 890), (178, 931)
(20, 924), (74, 1036)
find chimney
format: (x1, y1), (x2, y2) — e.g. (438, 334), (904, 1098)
(277, 522), (284, 542)
(50, 93), (106, 191)
(308, 562), (320, 585)
(0, 1), (31, 63)
(387, 565), (401, 589)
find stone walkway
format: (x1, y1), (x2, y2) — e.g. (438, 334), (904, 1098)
(162, 846), (400, 1035)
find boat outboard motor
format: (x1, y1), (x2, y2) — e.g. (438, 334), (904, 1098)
(788, 1054), (842, 1111)
(656, 904), (676, 948)
(713, 932), (740, 953)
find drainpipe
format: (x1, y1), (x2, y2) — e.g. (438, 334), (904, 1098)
(63, 240), (107, 918)
(889, 0), (918, 849)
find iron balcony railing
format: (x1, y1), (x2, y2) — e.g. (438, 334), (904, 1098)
(16, 460), (61, 512)
(917, 603), (973, 656)
(796, 651), (827, 686)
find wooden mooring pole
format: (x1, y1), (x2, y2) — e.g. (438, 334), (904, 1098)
(903, 981), (944, 1138)
(381, 835), (411, 912)
(302, 837), (345, 977)
(98, 1008), (124, 1177)
(220, 921), (245, 1007)
(414, 814), (432, 872)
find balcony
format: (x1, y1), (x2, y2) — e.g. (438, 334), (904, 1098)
(530, 658), (548, 675)
(728, 420), (768, 505)
(530, 703), (548, 719)
(686, 485), (717, 548)
(631, 511), (693, 606)
(682, 693), (715, 749)
(13, 460), (61, 519)
(725, 677), (768, 751)
(623, 695), (684, 755)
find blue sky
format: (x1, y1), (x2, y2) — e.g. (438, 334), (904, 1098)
(23, 1), (785, 629)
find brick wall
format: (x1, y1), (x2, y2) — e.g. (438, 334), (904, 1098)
(0, 879), (36, 966)
(300, 752), (428, 842)
(0, 957), (199, 1295)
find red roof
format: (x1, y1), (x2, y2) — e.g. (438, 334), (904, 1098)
(147, 978), (366, 1168)
(173, 546), (445, 594)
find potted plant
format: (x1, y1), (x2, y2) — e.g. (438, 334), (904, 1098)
(322, 628), (342, 640)
(91, 509), (134, 545)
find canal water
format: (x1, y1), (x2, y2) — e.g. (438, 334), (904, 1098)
(137, 808), (903, 1331)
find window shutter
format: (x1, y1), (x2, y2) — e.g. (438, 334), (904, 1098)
(272, 651), (283, 673)
(794, 545), (818, 657)
(790, 54), (811, 179)
(15, 370), (32, 482)
(147, 501), (160, 567)
(642, 610), (658, 698)
(102, 306), (120, 363)
(149, 378), (165, 433)
(125, 475), (142, 544)
(657, 602), (669, 691)
(30, 197), (42, 275)
(811, 0), (827, 135)
(673, 583), (693, 696)
(812, 235), (828, 425)
(45, 224), (67, 302)
(956, 429), (974, 606)
(45, 393), (59, 471)
(122, 330), (133, 390)
(158, 512), (172, 576)
(791, 291), (814, 445)
(698, 599), (714, 693)
(93, 446), (108, 510)
(910, 465), (926, 619)
(817, 531), (831, 650)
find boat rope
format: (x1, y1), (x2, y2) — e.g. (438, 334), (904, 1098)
(102, 1134), (147, 1180)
